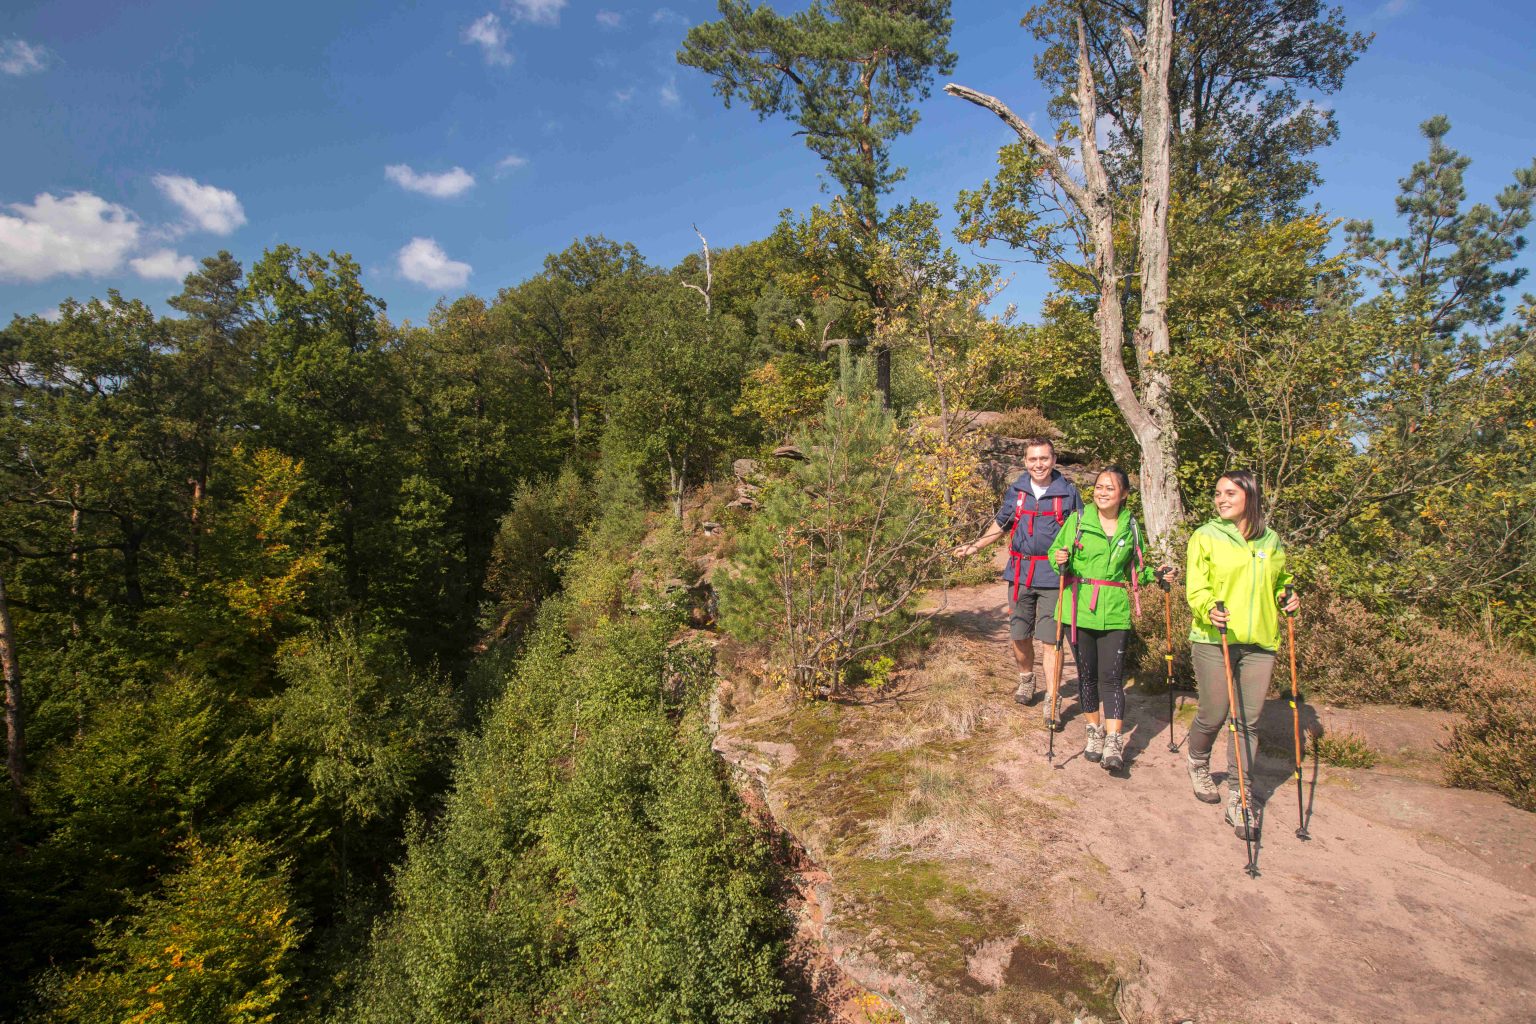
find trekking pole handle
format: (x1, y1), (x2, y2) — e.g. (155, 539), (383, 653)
(1214, 599), (1227, 634)
(1283, 584), (1296, 617)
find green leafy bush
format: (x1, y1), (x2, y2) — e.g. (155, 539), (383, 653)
(274, 622), (456, 831)
(1308, 731), (1379, 768)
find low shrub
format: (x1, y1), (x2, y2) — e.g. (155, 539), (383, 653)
(1128, 583), (1197, 694)
(1308, 730), (1379, 768)
(989, 406), (1059, 441)
(1442, 682), (1536, 812)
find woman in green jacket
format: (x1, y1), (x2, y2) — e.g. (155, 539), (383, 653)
(1184, 469), (1300, 839)
(1048, 466), (1168, 772)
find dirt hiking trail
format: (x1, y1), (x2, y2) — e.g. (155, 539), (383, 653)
(716, 569), (1536, 1024)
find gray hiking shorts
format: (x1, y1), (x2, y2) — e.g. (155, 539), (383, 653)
(1008, 587), (1062, 646)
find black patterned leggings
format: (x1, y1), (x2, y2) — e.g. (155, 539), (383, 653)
(1071, 626), (1129, 720)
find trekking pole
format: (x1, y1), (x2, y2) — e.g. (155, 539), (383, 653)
(1048, 614), (1062, 763)
(1162, 576), (1177, 752)
(1215, 601), (1259, 878)
(1283, 585), (1309, 841)
(1047, 565), (1068, 762)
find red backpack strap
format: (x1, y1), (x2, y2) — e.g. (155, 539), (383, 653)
(1008, 490), (1025, 602)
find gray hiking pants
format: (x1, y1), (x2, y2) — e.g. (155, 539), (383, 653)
(1187, 642), (1274, 782)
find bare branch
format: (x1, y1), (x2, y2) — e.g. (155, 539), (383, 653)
(681, 224), (713, 315)
(943, 83), (1093, 215)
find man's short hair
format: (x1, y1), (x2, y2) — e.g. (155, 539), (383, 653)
(1024, 437), (1056, 456)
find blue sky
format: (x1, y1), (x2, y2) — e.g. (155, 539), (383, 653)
(2, 0), (1533, 327)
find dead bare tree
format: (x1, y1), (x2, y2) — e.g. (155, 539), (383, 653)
(945, 0), (1186, 545)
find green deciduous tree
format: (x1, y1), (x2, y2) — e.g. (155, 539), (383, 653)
(243, 246), (401, 608)
(274, 622), (455, 893)
(1023, 0), (1370, 211)
(44, 837), (304, 1024)
(604, 245), (754, 519)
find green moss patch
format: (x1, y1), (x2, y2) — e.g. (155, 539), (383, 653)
(835, 857), (1007, 985)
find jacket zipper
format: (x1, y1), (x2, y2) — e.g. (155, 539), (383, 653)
(1249, 546), (1260, 641)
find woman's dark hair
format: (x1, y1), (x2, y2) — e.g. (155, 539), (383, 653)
(1217, 469), (1265, 540)
(1098, 464), (1132, 494)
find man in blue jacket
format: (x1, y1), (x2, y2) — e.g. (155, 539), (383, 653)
(954, 438), (1084, 719)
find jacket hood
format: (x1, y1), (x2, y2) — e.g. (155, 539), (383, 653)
(1198, 517), (1276, 547)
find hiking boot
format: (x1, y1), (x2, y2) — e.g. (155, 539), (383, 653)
(1225, 788), (1261, 841)
(1042, 697), (1062, 731)
(1013, 672), (1037, 706)
(1083, 723), (1104, 763)
(1101, 730), (1124, 771)
(1186, 755), (1221, 804)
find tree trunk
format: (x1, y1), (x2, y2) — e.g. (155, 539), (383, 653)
(667, 452), (687, 522)
(875, 345), (892, 409)
(945, 0), (1186, 547)
(1129, 0), (1185, 543)
(0, 569), (27, 815)
(189, 460), (207, 570)
(69, 485), (84, 637)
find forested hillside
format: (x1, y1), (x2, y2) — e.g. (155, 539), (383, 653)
(3, 1), (1534, 1021)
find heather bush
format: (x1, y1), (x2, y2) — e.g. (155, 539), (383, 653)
(1443, 682), (1536, 812)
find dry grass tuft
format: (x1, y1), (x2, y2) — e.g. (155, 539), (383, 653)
(874, 756), (975, 856)
(884, 641), (990, 748)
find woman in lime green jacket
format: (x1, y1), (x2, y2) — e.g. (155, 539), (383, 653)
(1184, 469), (1300, 839)
(1048, 466), (1170, 772)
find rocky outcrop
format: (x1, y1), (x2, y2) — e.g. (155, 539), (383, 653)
(728, 458), (763, 511)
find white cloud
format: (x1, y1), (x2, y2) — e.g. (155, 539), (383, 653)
(385, 164), (477, 198)
(397, 238), (471, 290)
(0, 39), (49, 76)
(494, 154), (529, 177)
(463, 13), (513, 66)
(614, 87), (634, 104)
(152, 174), (246, 235)
(659, 76), (679, 107)
(1374, 0), (1411, 17)
(39, 305), (63, 323)
(651, 8), (688, 26)
(130, 248), (198, 281)
(507, 0), (567, 26)
(0, 192), (141, 283)
(596, 10), (623, 29)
